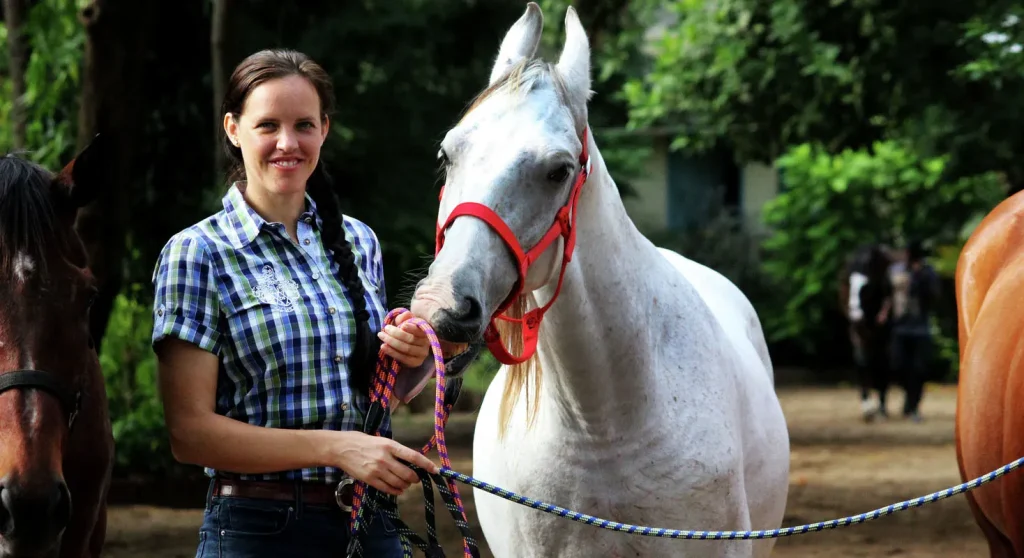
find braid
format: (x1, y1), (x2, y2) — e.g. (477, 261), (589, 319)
(306, 162), (379, 394)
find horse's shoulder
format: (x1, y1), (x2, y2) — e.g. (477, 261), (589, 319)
(957, 191), (1024, 340)
(654, 247), (772, 378)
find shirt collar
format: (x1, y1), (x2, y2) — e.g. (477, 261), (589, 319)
(222, 181), (322, 249)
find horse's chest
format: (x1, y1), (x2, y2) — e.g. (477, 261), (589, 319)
(475, 427), (750, 557)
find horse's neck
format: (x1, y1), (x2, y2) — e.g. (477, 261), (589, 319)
(531, 140), (683, 438)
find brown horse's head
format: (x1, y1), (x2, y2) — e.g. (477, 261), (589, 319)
(0, 137), (104, 557)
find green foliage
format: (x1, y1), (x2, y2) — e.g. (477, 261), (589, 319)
(461, 351), (500, 396)
(759, 140), (1006, 352)
(99, 283), (174, 477)
(536, 0), (654, 199)
(957, 5), (1024, 83)
(0, 0), (84, 166)
(620, 0), (1024, 189)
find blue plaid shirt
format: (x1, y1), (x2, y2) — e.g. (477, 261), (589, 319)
(151, 183), (390, 484)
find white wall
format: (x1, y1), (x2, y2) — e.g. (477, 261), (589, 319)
(741, 161), (779, 234)
(621, 136), (669, 232)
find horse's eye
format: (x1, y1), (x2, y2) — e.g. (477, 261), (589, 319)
(437, 148), (451, 167)
(85, 287), (98, 309)
(547, 164), (572, 183)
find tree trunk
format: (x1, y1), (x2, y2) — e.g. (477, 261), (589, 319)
(2, 0), (28, 149)
(75, 0), (151, 351)
(211, 0), (229, 174)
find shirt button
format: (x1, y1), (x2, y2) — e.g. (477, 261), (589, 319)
(303, 238), (310, 245)
(334, 356), (342, 363)
(304, 217), (312, 224)
(341, 403), (349, 411)
(312, 271), (320, 280)
(328, 307), (336, 314)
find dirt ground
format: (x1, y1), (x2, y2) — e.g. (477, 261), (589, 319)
(100, 385), (993, 557)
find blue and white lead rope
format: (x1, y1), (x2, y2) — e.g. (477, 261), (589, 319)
(437, 456), (1024, 540)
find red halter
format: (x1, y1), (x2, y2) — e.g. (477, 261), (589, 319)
(435, 128), (592, 365)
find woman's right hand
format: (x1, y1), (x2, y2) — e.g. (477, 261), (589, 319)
(330, 431), (440, 496)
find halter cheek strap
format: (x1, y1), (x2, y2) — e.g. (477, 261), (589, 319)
(435, 128), (591, 365)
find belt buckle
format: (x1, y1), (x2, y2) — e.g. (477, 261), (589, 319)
(335, 476), (354, 512)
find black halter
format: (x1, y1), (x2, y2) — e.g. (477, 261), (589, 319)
(0, 370), (81, 430)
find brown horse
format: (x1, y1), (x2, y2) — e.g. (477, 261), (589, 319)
(955, 189), (1024, 557)
(0, 138), (113, 558)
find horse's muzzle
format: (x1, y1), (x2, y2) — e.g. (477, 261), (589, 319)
(0, 475), (71, 557)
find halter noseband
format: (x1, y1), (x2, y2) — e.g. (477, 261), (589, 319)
(435, 127), (592, 365)
(0, 370), (82, 430)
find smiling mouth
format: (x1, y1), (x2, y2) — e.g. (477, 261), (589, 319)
(270, 159), (302, 169)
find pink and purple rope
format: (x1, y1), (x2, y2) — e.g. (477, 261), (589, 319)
(348, 308), (473, 558)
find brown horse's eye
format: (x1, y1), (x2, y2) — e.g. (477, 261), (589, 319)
(85, 287), (98, 310)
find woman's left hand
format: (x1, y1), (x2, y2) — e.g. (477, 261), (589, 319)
(378, 310), (431, 368)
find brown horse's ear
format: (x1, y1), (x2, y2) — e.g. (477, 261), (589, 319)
(55, 133), (106, 208)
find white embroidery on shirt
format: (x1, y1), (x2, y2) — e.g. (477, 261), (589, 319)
(252, 264), (301, 310)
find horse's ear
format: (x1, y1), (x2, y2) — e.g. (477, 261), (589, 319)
(555, 6), (592, 110)
(56, 133), (106, 208)
(489, 2), (543, 86)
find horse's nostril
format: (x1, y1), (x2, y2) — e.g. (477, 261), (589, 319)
(53, 481), (71, 530)
(459, 296), (482, 323)
(0, 487), (11, 537)
(436, 295), (485, 342)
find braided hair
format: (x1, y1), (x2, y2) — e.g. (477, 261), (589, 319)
(305, 162), (379, 393)
(222, 49), (379, 393)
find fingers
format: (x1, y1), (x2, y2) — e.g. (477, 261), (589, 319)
(378, 323), (431, 367)
(378, 468), (415, 495)
(386, 459), (422, 487)
(383, 323), (425, 346)
(392, 310), (413, 326)
(367, 474), (404, 496)
(391, 443), (440, 474)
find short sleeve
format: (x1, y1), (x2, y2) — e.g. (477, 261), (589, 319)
(151, 233), (224, 355)
(369, 233), (388, 309)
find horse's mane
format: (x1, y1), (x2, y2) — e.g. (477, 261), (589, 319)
(0, 154), (59, 279)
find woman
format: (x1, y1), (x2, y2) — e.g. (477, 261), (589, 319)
(151, 49), (470, 557)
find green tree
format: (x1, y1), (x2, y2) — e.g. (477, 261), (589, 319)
(760, 140), (1006, 357)
(622, 0), (1024, 191)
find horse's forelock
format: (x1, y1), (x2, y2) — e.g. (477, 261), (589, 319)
(0, 155), (61, 282)
(459, 58), (575, 127)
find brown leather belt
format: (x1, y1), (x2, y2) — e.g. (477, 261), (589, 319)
(212, 476), (355, 510)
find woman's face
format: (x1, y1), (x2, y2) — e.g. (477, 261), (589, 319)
(224, 74), (329, 198)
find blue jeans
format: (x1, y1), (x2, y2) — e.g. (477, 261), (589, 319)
(194, 481), (404, 558)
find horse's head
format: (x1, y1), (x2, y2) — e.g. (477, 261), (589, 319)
(0, 137), (104, 557)
(411, 3), (593, 358)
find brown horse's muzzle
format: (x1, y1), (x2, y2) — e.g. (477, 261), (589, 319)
(0, 474), (71, 557)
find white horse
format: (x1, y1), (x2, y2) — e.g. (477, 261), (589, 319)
(410, 4), (791, 557)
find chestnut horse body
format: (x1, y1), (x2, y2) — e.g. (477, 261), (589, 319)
(956, 189), (1024, 558)
(0, 141), (113, 558)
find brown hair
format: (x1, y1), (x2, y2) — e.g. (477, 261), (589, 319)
(222, 49), (377, 393)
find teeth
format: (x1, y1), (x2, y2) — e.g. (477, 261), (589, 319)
(272, 160), (299, 168)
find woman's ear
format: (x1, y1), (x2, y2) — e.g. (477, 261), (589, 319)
(223, 113), (239, 147)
